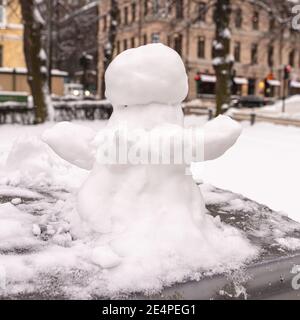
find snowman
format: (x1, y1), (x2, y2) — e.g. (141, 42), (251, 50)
(43, 44), (244, 271)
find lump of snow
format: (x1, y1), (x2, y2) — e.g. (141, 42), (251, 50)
(91, 246), (122, 269)
(11, 198), (22, 205)
(32, 224), (41, 237)
(276, 237), (300, 251)
(6, 135), (54, 184)
(105, 43), (188, 106)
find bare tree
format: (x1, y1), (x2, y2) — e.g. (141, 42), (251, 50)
(19, 0), (51, 123)
(101, 0), (120, 98)
(213, 0), (232, 116)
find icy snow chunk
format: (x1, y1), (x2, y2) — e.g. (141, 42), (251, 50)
(91, 246), (122, 269)
(105, 44), (188, 106)
(276, 237), (300, 251)
(0, 203), (33, 240)
(11, 198), (22, 205)
(32, 224), (41, 237)
(6, 135), (54, 184)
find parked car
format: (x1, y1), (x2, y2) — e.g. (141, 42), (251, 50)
(232, 95), (265, 108)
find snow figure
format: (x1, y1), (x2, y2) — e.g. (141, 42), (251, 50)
(43, 44), (255, 290)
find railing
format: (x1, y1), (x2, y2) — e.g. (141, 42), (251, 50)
(0, 100), (113, 125)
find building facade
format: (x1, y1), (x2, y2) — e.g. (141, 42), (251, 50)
(0, 0), (67, 97)
(0, 0), (25, 68)
(98, 0), (300, 100)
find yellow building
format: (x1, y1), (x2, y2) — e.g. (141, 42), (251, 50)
(0, 0), (25, 68)
(0, 0), (66, 98)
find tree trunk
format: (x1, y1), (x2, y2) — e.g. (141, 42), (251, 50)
(20, 0), (49, 123)
(101, 0), (119, 98)
(213, 0), (232, 117)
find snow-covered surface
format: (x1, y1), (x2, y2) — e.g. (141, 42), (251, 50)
(229, 95), (300, 120)
(263, 95), (300, 118)
(0, 117), (299, 297)
(0, 119), (257, 298)
(189, 117), (300, 222)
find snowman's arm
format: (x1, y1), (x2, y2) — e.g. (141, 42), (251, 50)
(203, 115), (242, 161)
(42, 122), (96, 170)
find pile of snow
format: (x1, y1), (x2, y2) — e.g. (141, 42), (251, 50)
(0, 117), (300, 297)
(266, 95), (300, 116)
(39, 44), (257, 295)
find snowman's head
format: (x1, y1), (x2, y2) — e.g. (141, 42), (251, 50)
(105, 43), (188, 107)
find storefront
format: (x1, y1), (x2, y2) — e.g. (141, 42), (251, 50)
(196, 74), (248, 96)
(265, 79), (281, 98)
(290, 80), (300, 95)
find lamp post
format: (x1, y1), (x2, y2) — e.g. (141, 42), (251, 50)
(282, 65), (291, 113)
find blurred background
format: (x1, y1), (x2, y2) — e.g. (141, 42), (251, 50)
(0, 0), (300, 124)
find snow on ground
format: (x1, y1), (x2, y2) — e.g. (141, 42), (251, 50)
(228, 95), (300, 120)
(0, 117), (299, 298)
(188, 116), (300, 222)
(262, 95), (300, 117)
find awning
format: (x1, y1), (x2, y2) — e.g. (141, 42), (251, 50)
(234, 77), (248, 85)
(291, 81), (300, 88)
(267, 80), (281, 87)
(200, 75), (248, 85)
(200, 75), (216, 83)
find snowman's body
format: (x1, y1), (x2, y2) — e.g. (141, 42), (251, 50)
(43, 44), (246, 272)
(77, 102), (205, 233)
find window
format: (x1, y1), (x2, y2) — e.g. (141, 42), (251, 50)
(248, 78), (256, 95)
(268, 45), (274, 67)
(102, 15), (107, 32)
(0, 45), (3, 67)
(197, 37), (205, 58)
(131, 37), (135, 48)
(124, 7), (128, 25)
(269, 16), (275, 31)
(132, 3), (136, 22)
(151, 33), (160, 43)
(234, 41), (241, 62)
(143, 34), (147, 45)
(144, 0), (148, 17)
(152, 0), (159, 15)
(235, 8), (242, 28)
(252, 11), (259, 30)
(176, 0), (183, 19)
(174, 34), (182, 55)
(211, 41), (216, 59)
(116, 41), (120, 54)
(198, 2), (206, 22)
(0, 0), (5, 24)
(251, 43), (258, 65)
(289, 49), (295, 67)
(123, 39), (128, 51)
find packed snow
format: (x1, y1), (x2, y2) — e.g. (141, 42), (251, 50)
(0, 118), (299, 297)
(41, 44), (253, 294)
(0, 119), (258, 297)
(0, 44), (259, 297)
(105, 44), (188, 106)
(0, 44), (299, 297)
